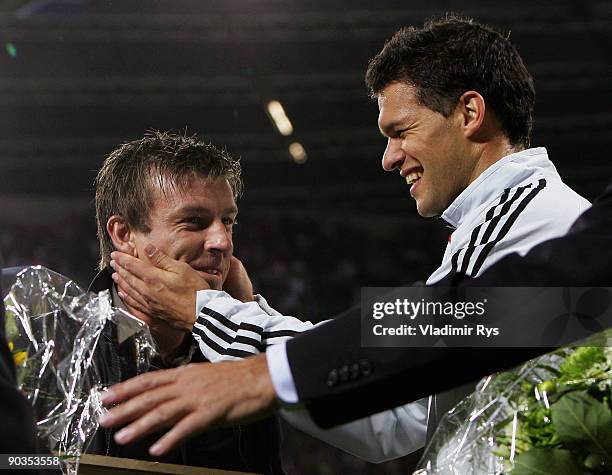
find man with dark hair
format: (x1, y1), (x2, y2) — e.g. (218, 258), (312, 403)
(360, 15), (586, 437)
(98, 15), (595, 458)
(364, 15), (587, 284)
(365, 15), (535, 150)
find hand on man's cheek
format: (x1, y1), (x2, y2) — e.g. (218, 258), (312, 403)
(114, 268), (188, 360)
(222, 256), (254, 302)
(110, 248), (201, 332)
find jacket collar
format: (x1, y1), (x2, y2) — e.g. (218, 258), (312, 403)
(440, 147), (557, 229)
(88, 267), (113, 293)
(88, 267), (130, 313)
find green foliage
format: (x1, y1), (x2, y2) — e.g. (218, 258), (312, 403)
(512, 449), (584, 475)
(551, 391), (612, 465)
(495, 342), (612, 474)
(558, 346), (612, 391)
(559, 347), (605, 378)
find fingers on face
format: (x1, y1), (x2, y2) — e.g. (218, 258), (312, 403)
(114, 273), (150, 312)
(111, 262), (152, 300)
(111, 252), (154, 283)
(110, 251), (142, 273)
(116, 249), (175, 281)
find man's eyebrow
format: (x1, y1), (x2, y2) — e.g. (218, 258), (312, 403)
(176, 205), (238, 216)
(379, 119), (407, 137)
(226, 205), (239, 215)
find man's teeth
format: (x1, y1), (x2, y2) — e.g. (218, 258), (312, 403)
(405, 170), (423, 185)
(204, 269), (219, 275)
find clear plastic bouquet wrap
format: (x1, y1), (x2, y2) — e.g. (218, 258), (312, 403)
(3, 266), (156, 474)
(415, 331), (612, 475)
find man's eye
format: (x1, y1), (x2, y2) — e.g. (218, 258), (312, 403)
(185, 217), (204, 226)
(223, 217), (237, 227)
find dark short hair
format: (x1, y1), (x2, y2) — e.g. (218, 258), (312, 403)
(95, 130), (243, 269)
(365, 14), (535, 148)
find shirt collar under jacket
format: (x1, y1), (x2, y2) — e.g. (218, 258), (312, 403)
(440, 147), (560, 229)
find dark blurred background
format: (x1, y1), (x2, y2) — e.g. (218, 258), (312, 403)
(0, 0), (610, 473)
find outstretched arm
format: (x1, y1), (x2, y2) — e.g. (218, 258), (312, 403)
(100, 354), (277, 456)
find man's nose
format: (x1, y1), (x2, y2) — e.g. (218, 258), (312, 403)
(381, 138), (405, 172)
(205, 221), (233, 253)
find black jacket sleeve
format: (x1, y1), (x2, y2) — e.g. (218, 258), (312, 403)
(287, 180), (612, 428)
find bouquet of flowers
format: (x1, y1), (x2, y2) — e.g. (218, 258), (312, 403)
(415, 332), (612, 474)
(3, 266), (155, 474)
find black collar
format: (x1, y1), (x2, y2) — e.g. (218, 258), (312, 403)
(87, 267), (113, 293)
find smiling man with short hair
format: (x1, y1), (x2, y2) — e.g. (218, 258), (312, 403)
(89, 131), (287, 473)
(366, 17), (590, 288)
(365, 15), (590, 436)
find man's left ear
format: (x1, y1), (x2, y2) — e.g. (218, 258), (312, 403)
(457, 90), (486, 139)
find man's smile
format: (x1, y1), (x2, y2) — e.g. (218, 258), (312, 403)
(195, 270), (222, 289)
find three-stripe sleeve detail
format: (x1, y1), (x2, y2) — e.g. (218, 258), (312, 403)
(470, 178), (546, 275)
(192, 305), (306, 360)
(449, 179), (547, 277)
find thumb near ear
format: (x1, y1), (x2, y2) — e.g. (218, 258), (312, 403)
(144, 244), (172, 270)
